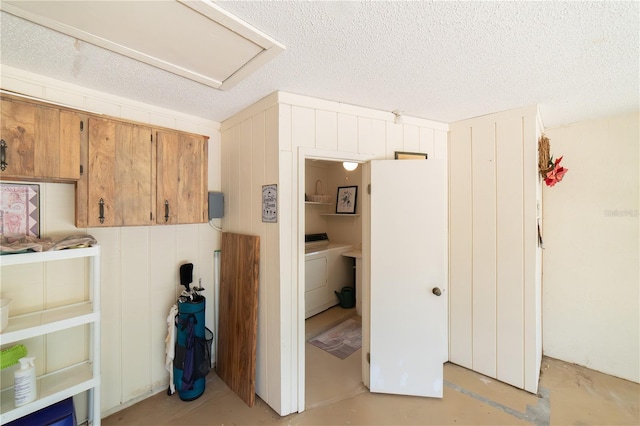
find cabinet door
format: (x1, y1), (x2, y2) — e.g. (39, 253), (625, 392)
(1, 96), (81, 181)
(156, 130), (208, 224)
(34, 107), (83, 180)
(55, 110), (82, 180)
(85, 117), (153, 227)
(305, 256), (328, 318)
(1, 97), (35, 178)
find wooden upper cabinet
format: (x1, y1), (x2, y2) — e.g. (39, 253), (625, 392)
(0, 95), (82, 181)
(156, 130), (208, 224)
(76, 117), (154, 227)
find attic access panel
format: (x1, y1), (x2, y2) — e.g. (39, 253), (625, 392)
(1, 0), (285, 90)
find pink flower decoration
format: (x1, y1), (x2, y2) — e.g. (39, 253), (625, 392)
(544, 156), (569, 187)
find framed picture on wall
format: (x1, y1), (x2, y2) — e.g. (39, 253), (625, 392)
(0, 183), (40, 237)
(336, 186), (357, 214)
(394, 151), (428, 160)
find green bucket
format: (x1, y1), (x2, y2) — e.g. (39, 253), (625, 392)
(334, 286), (355, 309)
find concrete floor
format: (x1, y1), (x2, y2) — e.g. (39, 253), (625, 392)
(103, 307), (639, 426)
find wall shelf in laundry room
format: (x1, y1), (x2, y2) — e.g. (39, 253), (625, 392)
(305, 201), (332, 205)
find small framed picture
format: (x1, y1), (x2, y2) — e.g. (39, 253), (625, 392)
(336, 186), (358, 214)
(394, 151), (428, 160)
(262, 184), (277, 223)
(0, 183), (40, 237)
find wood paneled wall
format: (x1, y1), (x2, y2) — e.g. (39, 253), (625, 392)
(0, 66), (221, 418)
(449, 106), (542, 393)
(221, 102), (283, 412)
(221, 91), (448, 415)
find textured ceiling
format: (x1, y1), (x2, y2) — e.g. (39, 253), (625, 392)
(1, 1), (638, 127)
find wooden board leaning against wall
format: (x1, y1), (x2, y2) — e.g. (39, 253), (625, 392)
(0, 91), (209, 227)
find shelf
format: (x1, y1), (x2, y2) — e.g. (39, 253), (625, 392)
(0, 245), (100, 425)
(0, 362), (98, 424)
(0, 246), (100, 266)
(320, 214), (361, 217)
(0, 303), (97, 346)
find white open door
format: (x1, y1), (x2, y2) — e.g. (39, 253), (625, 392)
(369, 159), (448, 397)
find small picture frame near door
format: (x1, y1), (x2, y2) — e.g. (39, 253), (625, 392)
(394, 151), (428, 160)
(336, 186), (357, 214)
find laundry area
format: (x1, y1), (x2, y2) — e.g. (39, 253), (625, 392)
(303, 159), (364, 407)
(304, 158), (363, 318)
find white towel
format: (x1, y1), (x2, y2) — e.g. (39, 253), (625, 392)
(165, 303), (178, 394)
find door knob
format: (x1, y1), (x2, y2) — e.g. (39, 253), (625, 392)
(432, 287), (442, 296)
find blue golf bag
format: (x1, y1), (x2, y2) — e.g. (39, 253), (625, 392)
(173, 295), (212, 401)
(173, 263), (212, 401)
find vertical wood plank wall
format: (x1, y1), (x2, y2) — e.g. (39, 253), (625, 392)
(448, 106), (542, 393)
(221, 101), (284, 413)
(0, 67), (221, 418)
(221, 92), (448, 415)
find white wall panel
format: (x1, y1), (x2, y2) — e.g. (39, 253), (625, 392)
(449, 106), (541, 393)
(2, 73), (45, 98)
(471, 120), (497, 378)
(265, 105), (282, 409)
(291, 106), (315, 148)
(315, 110), (338, 150)
(220, 104), (285, 413)
(120, 228), (152, 401)
(448, 126), (473, 369)
(385, 122), (403, 158)
(120, 105), (153, 124)
(221, 129), (231, 226)
(434, 129), (448, 160)
(403, 124), (420, 152)
(251, 113), (266, 236)
(356, 117), (372, 155)
(369, 120), (387, 158)
(149, 226), (179, 389)
(278, 104), (292, 153)
(85, 97), (121, 117)
(251, 111), (267, 399)
(196, 224), (217, 329)
(89, 228), (122, 411)
(228, 125), (241, 232)
(495, 116), (525, 389)
(239, 118), (253, 231)
(41, 182), (78, 235)
(419, 127), (435, 158)
(523, 114), (542, 393)
(278, 150), (295, 414)
(338, 114), (358, 153)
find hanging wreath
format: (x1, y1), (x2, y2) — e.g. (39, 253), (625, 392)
(538, 134), (568, 187)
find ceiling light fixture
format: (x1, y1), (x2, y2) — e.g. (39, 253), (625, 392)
(343, 162), (358, 171)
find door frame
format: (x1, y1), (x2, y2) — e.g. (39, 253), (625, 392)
(296, 147), (373, 413)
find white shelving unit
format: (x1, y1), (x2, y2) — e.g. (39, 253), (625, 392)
(0, 246), (101, 425)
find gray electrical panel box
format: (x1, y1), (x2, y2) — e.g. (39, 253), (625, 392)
(208, 192), (224, 219)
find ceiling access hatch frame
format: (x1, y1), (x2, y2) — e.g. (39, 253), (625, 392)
(0, 0), (285, 90)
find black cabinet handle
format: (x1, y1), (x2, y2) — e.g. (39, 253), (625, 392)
(0, 139), (7, 171)
(164, 200), (170, 222)
(99, 198), (105, 224)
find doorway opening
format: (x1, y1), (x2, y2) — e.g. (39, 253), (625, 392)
(298, 152), (370, 412)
